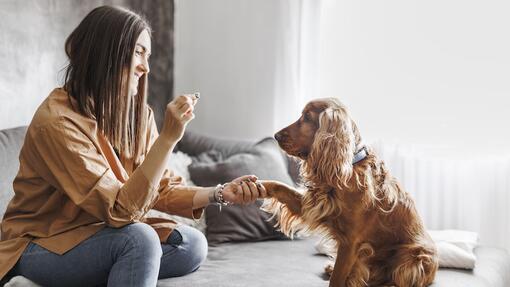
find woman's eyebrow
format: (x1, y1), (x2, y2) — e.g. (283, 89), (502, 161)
(135, 44), (151, 56)
(136, 44), (151, 56)
(136, 44), (147, 52)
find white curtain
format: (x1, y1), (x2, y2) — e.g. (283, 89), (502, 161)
(272, 0), (510, 253)
(317, 0), (510, 253)
(372, 141), (510, 252)
(272, 0), (322, 130)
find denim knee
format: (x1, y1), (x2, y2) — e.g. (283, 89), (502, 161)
(178, 225), (208, 273)
(159, 225), (208, 278)
(121, 223), (162, 261)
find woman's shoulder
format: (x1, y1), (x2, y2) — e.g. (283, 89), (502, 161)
(27, 88), (96, 136)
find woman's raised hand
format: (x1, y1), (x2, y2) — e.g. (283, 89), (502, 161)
(161, 94), (198, 142)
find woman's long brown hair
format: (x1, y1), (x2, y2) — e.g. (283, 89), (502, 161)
(64, 5), (151, 160)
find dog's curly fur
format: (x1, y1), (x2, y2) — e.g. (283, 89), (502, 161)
(261, 98), (438, 287)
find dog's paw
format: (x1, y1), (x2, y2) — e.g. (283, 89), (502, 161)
(258, 180), (279, 197)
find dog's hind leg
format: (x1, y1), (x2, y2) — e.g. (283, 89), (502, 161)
(391, 244), (438, 287)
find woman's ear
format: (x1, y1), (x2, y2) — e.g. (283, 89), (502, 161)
(308, 107), (355, 188)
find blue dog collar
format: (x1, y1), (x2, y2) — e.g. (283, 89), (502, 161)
(352, 146), (368, 164)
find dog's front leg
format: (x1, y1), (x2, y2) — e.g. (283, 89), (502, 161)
(259, 180), (302, 215)
(259, 180), (304, 236)
(330, 241), (358, 287)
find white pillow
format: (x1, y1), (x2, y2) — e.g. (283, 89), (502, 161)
(5, 276), (40, 287)
(428, 229), (478, 269)
(166, 151), (196, 186)
(315, 229), (479, 270)
(146, 151), (206, 233)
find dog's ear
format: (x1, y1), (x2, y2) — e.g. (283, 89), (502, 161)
(308, 107), (355, 188)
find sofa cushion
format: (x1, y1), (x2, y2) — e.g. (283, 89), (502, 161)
(189, 137), (294, 245)
(0, 126), (27, 217)
(178, 130), (303, 183)
(177, 131), (254, 158)
(431, 246), (510, 286)
(157, 237), (330, 287)
(156, 239), (510, 287)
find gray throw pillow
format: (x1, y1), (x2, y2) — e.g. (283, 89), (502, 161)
(189, 137), (295, 245)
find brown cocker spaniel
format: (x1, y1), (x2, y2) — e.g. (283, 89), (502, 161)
(260, 98), (438, 287)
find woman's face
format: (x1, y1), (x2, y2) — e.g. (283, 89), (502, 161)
(129, 29), (151, 96)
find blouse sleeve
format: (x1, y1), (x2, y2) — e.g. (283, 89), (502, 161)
(30, 117), (159, 228)
(145, 109), (204, 219)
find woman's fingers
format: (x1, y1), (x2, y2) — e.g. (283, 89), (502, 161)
(246, 181), (259, 202)
(256, 181), (268, 198)
(177, 99), (192, 112)
(170, 94), (198, 116)
(235, 184), (245, 203)
(236, 180), (261, 204)
(240, 182), (251, 204)
(183, 94), (200, 119)
(160, 94), (200, 141)
(221, 176), (269, 205)
(221, 182), (239, 204)
(167, 94), (199, 123)
(173, 94), (191, 105)
(176, 94), (197, 109)
(179, 103), (194, 118)
(233, 175), (258, 184)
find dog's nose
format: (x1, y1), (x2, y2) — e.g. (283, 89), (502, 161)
(274, 132), (283, 141)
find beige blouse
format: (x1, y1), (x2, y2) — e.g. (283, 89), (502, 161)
(0, 88), (203, 279)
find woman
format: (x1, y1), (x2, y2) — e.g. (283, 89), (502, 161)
(0, 6), (266, 287)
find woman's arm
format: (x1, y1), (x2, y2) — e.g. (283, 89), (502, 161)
(137, 94), (196, 188)
(146, 95), (267, 212)
(191, 174), (267, 208)
(27, 94), (198, 228)
(154, 175), (267, 216)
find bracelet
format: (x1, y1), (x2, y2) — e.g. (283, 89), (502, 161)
(208, 187), (217, 204)
(215, 184), (231, 206)
(213, 183), (232, 211)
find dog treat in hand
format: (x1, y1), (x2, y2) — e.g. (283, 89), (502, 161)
(183, 92), (200, 117)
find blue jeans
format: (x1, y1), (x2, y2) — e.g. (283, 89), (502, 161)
(11, 223), (208, 287)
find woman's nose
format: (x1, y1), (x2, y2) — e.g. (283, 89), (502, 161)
(139, 58), (150, 74)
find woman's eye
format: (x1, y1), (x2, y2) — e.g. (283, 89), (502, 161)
(135, 50), (143, 56)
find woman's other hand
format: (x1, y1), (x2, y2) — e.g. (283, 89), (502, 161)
(161, 94), (198, 142)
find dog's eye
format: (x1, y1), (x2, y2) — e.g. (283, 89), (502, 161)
(303, 113), (310, 122)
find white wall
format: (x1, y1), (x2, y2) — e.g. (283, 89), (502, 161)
(0, 1), (89, 130)
(319, 0), (510, 155)
(174, 0), (293, 141)
(0, 0), (175, 130)
(175, 0), (510, 152)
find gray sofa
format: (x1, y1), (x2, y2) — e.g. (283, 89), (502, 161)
(1, 126), (510, 287)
